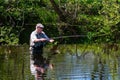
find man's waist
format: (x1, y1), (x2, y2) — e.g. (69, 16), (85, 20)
(32, 45), (43, 48)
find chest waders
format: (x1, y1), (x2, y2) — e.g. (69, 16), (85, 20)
(32, 33), (47, 60)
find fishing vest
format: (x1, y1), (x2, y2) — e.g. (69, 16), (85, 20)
(33, 33), (46, 48)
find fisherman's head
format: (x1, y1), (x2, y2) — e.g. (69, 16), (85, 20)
(35, 23), (44, 33)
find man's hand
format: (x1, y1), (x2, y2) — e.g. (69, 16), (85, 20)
(49, 39), (54, 43)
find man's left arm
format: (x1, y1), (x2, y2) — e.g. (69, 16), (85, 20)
(42, 32), (54, 43)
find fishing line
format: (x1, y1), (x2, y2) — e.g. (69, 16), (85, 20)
(51, 35), (87, 39)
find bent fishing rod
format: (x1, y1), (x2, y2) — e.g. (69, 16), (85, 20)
(51, 35), (87, 39)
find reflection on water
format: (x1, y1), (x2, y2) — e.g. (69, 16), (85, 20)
(52, 44), (120, 80)
(0, 44), (120, 80)
(0, 45), (32, 80)
(30, 50), (53, 80)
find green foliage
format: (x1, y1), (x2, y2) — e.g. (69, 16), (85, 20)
(99, 1), (120, 26)
(0, 0), (120, 45)
(0, 26), (19, 45)
(96, 1), (120, 42)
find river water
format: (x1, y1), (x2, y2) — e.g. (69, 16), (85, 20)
(0, 44), (120, 80)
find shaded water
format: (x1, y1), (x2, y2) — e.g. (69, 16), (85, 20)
(0, 44), (120, 80)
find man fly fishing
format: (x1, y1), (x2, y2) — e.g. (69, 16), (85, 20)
(30, 23), (54, 76)
(30, 23), (54, 53)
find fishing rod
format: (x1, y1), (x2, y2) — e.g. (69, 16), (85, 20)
(51, 35), (87, 39)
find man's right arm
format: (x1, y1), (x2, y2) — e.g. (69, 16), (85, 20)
(31, 32), (37, 42)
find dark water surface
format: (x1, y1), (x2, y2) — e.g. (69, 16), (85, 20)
(0, 44), (120, 80)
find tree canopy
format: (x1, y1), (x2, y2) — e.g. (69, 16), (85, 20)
(0, 0), (120, 45)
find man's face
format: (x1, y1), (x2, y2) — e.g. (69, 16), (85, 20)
(36, 27), (43, 33)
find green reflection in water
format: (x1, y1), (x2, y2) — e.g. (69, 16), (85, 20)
(49, 44), (120, 80)
(0, 45), (33, 80)
(0, 44), (120, 80)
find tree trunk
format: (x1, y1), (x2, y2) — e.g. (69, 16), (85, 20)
(49, 0), (67, 22)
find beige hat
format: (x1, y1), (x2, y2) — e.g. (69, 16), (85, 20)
(36, 23), (44, 28)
